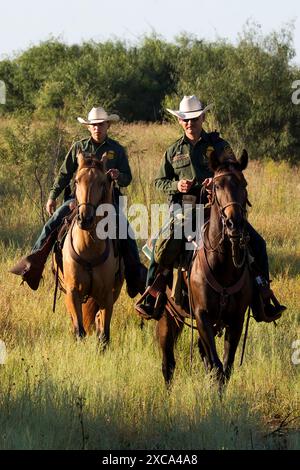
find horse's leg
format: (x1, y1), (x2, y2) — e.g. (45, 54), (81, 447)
(156, 311), (182, 386)
(82, 298), (99, 334)
(197, 337), (210, 373)
(223, 315), (245, 382)
(65, 289), (86, 339)
(95, 298), (113, 349)
(195, 310), (224, 383)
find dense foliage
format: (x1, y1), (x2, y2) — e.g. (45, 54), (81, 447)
(0, 24), (299, 161)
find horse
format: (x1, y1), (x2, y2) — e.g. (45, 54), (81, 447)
(156, 149), (252, 387)
(54, 152), (124, 345)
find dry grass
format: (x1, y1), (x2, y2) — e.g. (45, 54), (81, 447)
(0, 122), (299, 450)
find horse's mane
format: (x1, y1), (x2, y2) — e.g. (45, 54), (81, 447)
(216, 161), (245, 178)
(209, 149), (248, 186)
(210, 152), (238, 170)
(78, 157), (105, 172)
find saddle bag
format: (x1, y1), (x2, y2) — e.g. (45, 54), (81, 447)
(154, 216), (183, 267)
(154, 206), (195, 267)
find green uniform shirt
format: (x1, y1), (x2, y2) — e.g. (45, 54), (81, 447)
(154, 129), (233, 202)
(49, 136), (132, 200)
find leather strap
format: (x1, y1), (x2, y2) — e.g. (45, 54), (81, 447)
(68, 219), (110, 270)
(198, 246), (247, 296)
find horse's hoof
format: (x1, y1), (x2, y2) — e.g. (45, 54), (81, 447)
(74, 327), (86, 340)
(97, 334), (109, 351)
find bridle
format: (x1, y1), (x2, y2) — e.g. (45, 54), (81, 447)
(75, 162), (110, 229)
(203, 167), (250, 268)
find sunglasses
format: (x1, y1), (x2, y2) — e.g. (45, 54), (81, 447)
(90, 122), (107, 127)
(182, 117), (200, 123)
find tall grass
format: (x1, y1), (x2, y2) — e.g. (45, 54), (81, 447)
(0, 123), (299, 450)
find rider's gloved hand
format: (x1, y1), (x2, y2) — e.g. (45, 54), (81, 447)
(203, 177), (213, 191)
(106, 168), (120, 180)
(177, 178), (195, 193)
(46, 198), (56, 216)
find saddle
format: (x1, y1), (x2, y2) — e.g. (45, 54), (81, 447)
(141, 235), (283, 325)
(138, 238), (195, 322)
(169, 252), (284, 324)
(53, 208), (78, 275)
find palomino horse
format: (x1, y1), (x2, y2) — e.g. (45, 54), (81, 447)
(156, 149), (252, 387)
(56, 152), (124, 344)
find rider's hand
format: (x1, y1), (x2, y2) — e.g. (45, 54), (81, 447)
(46, 198), (56, 216)
(68, 200), (76, 211)
(177, 179), (194, 193)
(107, 168), (120, 180)
(203, 177), (213, 192)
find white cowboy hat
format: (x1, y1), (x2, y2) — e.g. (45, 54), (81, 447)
(77, 106), (120, 124)
(166, 95), (213, 120)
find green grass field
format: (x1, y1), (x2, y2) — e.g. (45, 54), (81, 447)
(0, 123), (299, 450)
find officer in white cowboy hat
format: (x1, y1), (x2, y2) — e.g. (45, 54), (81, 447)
(166, 94), (213, 120)
(11, 106), (147, 298)
(136, 95), (285, 322)
(77, 106), (120, 125)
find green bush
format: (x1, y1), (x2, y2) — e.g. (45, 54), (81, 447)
(0, 26), (299, 161)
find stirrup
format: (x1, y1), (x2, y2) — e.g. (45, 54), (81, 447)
(135, 270), (169, 319)
(253, 276), (286, 322)
(135, 291), (165, 320)
(135, 278), (167, 320)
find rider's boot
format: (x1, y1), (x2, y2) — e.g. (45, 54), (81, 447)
(126, 263), (148, 299)
(135, 270), (169, 320)
(253, 275), (286, 323)
(119, 237), (147, 298)
(10, 229), (58, 290)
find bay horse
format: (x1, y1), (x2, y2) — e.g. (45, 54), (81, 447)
(156, 149), (252, 387)
(55, 152), (124, 344)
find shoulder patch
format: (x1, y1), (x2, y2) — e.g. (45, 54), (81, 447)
(171, 153), (189, 162)
(106, 150), (116, 159)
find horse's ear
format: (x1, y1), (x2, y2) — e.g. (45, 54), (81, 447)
(77, 152), (85, 169)
(238, 149), (248, 171)
(208, 150), (220, 172)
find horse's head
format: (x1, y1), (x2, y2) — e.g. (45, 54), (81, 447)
(209, 148), (249, 242)
(74, 152), (110, 230)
